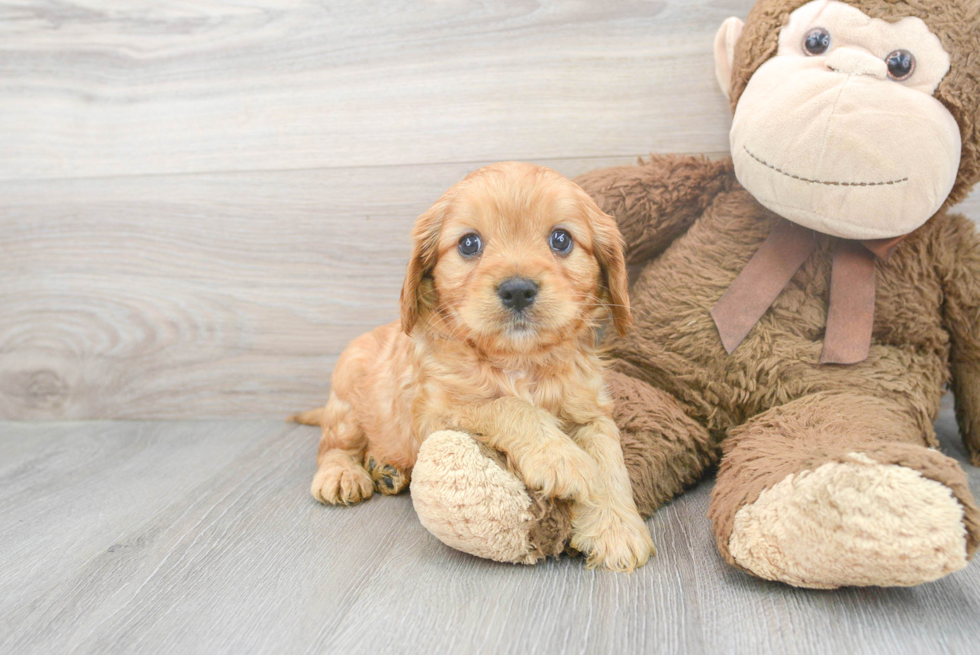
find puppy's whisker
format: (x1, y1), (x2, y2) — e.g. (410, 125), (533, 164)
(582, 302), (631, 309)
(430, 304), (469, 342)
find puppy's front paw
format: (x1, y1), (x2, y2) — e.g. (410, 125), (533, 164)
(520, 443), (598, 502)
(311, 458), (374, 506)
(572, 511), (655, 572)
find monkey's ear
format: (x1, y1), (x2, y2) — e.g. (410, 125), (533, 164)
(400, 195), (451, 335)
(714, 17), (744, 101)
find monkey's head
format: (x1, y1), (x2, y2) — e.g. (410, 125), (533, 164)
(715, 0), (980, 240)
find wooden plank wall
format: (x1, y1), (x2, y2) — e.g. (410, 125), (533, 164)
(2, 0), (978, 419)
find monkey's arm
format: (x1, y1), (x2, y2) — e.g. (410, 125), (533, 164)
(942, 213), (980, 465)
(574, 155), (735, 268)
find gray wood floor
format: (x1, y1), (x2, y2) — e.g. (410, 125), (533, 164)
(3, 396), (979, 655)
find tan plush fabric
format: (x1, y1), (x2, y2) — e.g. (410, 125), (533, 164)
(777, 2), (951, 95)
(728, 453), (969, 588)
(726, 1), (961, 240)
(411, 430), (570, 564)
(730, 0), (980, 208)
(714, 17), (745, 101)
(706, 391), (980, 577)
(730, 54), (960, 239)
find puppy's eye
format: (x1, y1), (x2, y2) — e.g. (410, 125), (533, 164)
(803, 28), (831, 56)
(458, 233), (483, 257)
(549, 229), (573, 255)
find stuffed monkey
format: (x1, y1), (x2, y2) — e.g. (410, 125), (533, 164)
(410, 0), (980, 588)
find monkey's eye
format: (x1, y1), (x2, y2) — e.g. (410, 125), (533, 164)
(803, 28), (831, 56)
(549, 228), (573, 255)
(885, 50), (915, 81)
(458, 233), (483, 257)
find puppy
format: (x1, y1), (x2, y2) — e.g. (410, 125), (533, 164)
(294, 162), (654, 571)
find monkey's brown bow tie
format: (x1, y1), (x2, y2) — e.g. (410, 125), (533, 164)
(710, 219), (904, 365)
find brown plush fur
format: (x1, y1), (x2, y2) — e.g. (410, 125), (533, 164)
(525, 493), (575, 560)
(729, 0), (980, 207)
(946, 216), (980, 466)
(608, 370), (721, 517)
(708, 391), (980, 568)
(572, 150), (980, 570)
(406, 0), (980, 583)
(557, 1), (980, 582)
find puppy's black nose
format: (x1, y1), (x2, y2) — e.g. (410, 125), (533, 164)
(497, 277), (538, 312)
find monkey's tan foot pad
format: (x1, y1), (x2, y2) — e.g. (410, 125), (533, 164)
(727, 453), (969, 588)
(411, 430), (570, 565)
(365, 457), (410, 495)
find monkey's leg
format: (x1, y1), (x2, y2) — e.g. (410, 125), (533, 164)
(606, 371), (720, 518)
(709, 391), (980, 588)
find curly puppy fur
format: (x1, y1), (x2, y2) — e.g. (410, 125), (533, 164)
(300, 162), (655, 571)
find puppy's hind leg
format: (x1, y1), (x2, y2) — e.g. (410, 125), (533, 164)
(311, 391), (374, 506)
(365, 455), (411, 496)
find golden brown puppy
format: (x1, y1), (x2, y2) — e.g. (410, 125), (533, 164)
(294, 162), (654, 571)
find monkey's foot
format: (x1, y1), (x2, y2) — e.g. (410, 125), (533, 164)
(727, 453), (970, 588)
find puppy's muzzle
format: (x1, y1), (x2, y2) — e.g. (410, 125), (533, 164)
(497, 277), (538, 313)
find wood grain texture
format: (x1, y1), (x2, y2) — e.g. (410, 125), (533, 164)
(0, 0), (741, 181)
(1, 398), (979, 655)
(1, 0), (978, 419)
(0, 157), (639, 419)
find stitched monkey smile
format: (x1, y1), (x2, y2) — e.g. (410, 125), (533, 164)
(744, 147), (909, 187)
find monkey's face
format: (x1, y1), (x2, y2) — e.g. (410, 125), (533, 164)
(721, 0), (961, 240)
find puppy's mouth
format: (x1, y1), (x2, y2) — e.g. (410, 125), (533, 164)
(503, 314), (537, 335)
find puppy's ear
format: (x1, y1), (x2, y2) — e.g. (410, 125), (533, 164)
(400, 194), (451, 335)
(583, 195), (632, 336)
